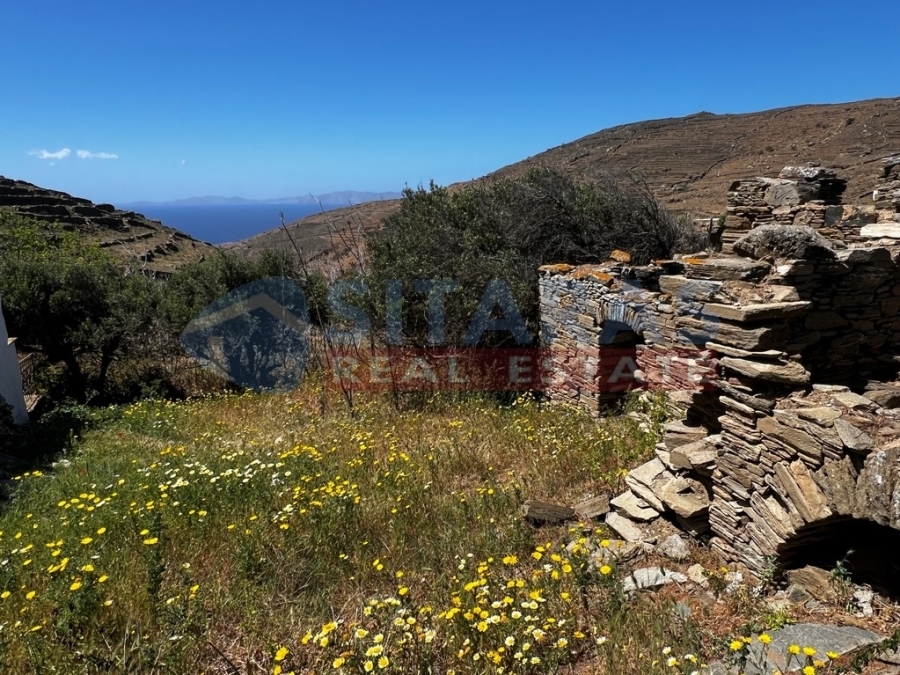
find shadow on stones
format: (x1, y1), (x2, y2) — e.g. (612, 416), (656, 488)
(778, 516), (900, 600)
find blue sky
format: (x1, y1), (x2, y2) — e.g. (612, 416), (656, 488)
(1, 0), (897, 204)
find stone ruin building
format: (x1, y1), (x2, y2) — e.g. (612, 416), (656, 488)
(539, 156), (900, 595)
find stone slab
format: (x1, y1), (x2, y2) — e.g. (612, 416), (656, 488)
(621, 567), (688, 592)
(861, 223), (900, 238)
(604, 511), (647, 543)
(740, 623), (883, 675)
(610, 490), (659, 521)
(720, 356), (811, 385)
(702, 301), (811, 323)
(682, 257), (771, 281)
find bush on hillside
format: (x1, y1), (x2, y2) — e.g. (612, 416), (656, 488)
(365, 167), (703, 346)
(0, 215), (329, 404)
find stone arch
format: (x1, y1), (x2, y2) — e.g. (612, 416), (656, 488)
(591, 297), (649, 404)
(597, 297), (647, 338)
(776, 516), (900, 598)
(739, 447), (900, 596)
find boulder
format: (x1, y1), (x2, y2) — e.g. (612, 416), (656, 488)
(590, 539), (643, 565)
(733, 225), (836, 261)
(660, 476), (710, 519)
(864, 386), (900, 409)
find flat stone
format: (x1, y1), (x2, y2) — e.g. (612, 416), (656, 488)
(605, 512), (648, 543)
(661, 477), (710, 519)
(654, 446), (678, 471)
(832, 391), (878, 411)
(720, 356), (811, 385)
(769, 286), (801, 302)
(838, 247), (893, 264)
(813, 384), (850, 393)
(676, 316), (785, 351)
(682, 256), (771, 281)
(669, 437), (718, 476)
(686, 563), (709, 587)
(795, 407), (843, 426)
(833, 418), (875, 454)
(574, 495), (610, 520)
(864, 387), (900, 409)
(659, 275), (722, 302)
(877, 648), (900, 665)
(610, 490), (659, 521)
(737, 623), (883, 675)
(702, 301), (811, 323)
(521, 500), (576, 525)
(657, 534), (691, 561)
(663, 420), (709, 449)
(784, 566), (839, 602)
(717, 382), (777, 413)
(706, 341), (785, 359)
(861, 223), (900, 238)
(621, 567), (688, 592)
(624, 458), (670, 512)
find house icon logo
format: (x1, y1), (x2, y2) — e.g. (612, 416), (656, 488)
(181, 277), (310, 391)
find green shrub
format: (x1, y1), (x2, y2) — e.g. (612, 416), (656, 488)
(366, 167), (704, 346)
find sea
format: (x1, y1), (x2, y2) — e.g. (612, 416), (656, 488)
(129, 204), (328, 245)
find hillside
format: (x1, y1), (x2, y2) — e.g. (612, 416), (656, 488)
(0, 176), (216, 274)
(229, 96), (900, 269)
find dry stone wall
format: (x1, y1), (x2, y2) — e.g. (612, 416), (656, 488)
(540, 214), (900, 576)
(722, 160), (900, 250)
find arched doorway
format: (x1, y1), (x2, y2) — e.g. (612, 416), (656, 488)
(777, 516), (900, 599)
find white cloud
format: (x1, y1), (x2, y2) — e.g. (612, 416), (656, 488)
(29, 148), (71, 160)
(76, 150), (119, 160)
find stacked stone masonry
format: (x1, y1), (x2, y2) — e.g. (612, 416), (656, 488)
(540, 165), (900, 577)
(722, 160), (900, 250)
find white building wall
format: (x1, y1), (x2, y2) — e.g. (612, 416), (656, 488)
(0, 298), (28, 425)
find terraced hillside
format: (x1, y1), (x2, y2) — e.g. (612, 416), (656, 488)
(230, 96), (900, 270)
(0, 176), (215, 274)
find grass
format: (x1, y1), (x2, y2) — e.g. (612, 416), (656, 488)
(0, 382), (767, 673)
